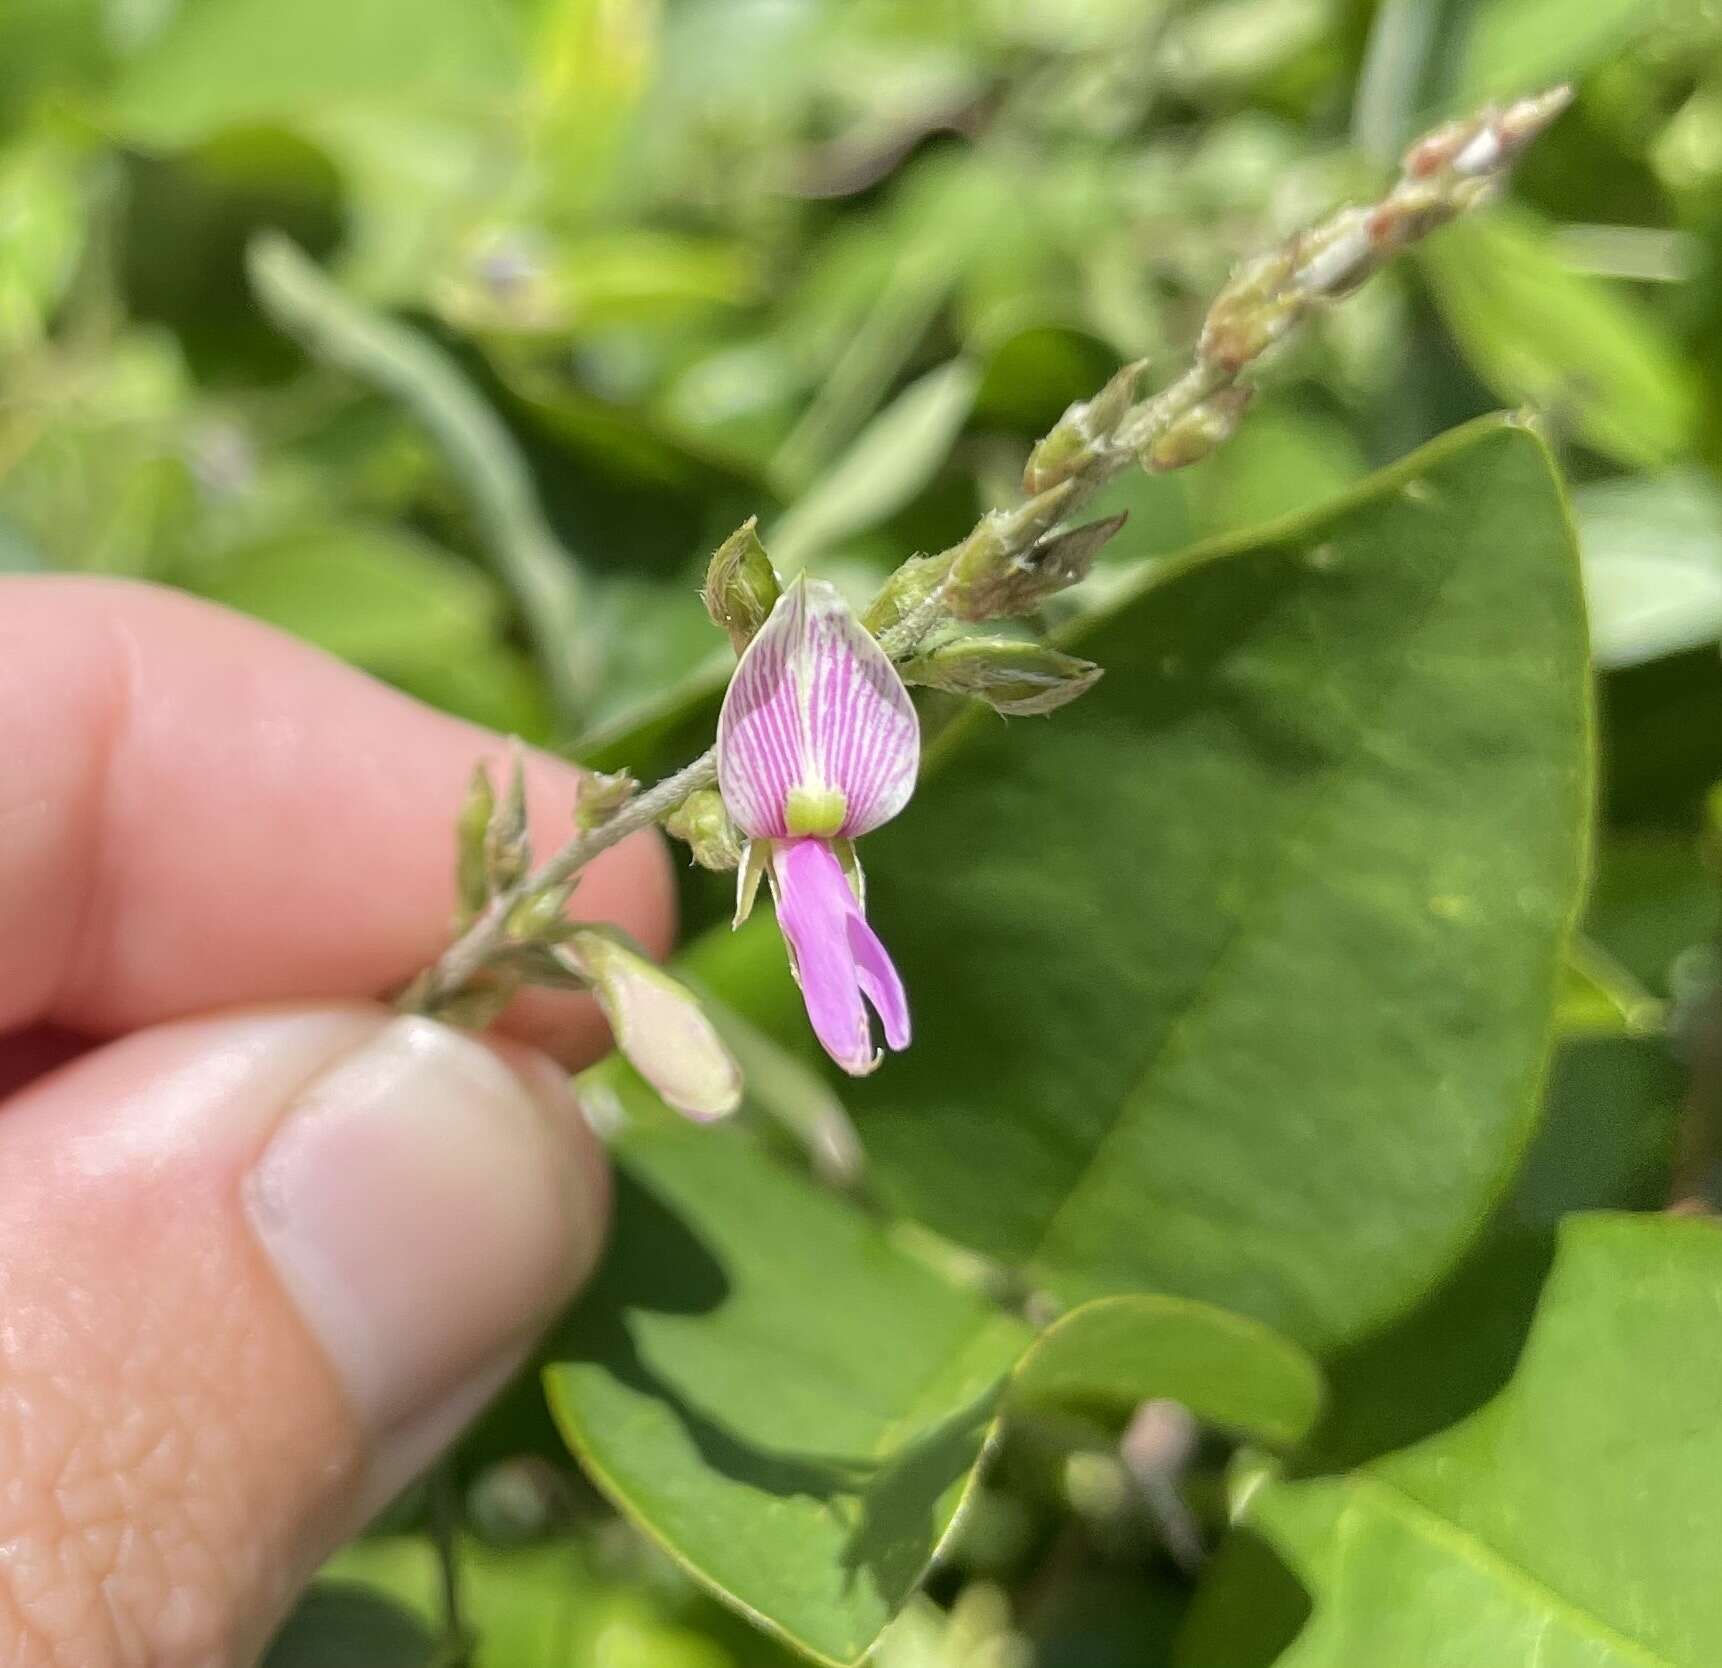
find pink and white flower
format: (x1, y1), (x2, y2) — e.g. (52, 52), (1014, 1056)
(716, 576), (918, 1076)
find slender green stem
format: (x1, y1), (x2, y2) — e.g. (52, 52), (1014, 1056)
(427, 1460), (471, 1668)
(247, 234), (595, 729)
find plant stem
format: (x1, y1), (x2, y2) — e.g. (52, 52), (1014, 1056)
(413, 750), (719, 1010)
(247, 234), (596, 730)
(428, 1460), (471, 1668)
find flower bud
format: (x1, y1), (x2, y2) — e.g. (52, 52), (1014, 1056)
(484, 742), (531, 891)
(944, 481), (1079, 620)
(901, 636), (1104, 716)
(948, 507), (1127, 622)
(505, 880), (576, 941)
(1023, 358), (1147, 495)
(1291, 206), (1376, 297)
(565, 930), (743, 1121)
(1198, 245), (1303, 372)
(702, 516), (781, 654)
(861, 550), (951, 637)
(663, 788), (743, 872)
(456, 761), (497, 917)
(575, 769), (637, 831)
(1140, 385), (1253, 474)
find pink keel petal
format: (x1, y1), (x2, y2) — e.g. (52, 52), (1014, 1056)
(846, 913), (910, 1051)
(771, 839), (910, 1076)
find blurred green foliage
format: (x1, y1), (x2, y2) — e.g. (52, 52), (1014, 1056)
(7, 0), (1722, 1664)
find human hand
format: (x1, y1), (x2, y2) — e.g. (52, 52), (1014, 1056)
(0, 578), (673, 1667)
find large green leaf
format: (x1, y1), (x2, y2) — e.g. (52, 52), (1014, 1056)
(1420, 211), (1697, 470)
(1187, 1213), (1722, 1667)
(825, 418), (1590, 1352)
(547, 1069), (1320, 1665)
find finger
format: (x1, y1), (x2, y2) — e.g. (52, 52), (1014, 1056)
(0, 1004), (607, 1668)
(0, 577), (674, 1060)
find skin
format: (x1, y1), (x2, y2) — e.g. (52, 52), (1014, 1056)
(0, 578), (674, 1666)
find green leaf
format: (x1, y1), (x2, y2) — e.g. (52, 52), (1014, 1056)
(1420, 210), (1698, 470)
(1282, 1030), (1681, 1481)
(765, 360), (981, 573)
(1193, 1214), (1722, 1668)
(109, 0), (520, 147)
(829, 418), (1590, 1352)
(263, 1582), (434, 1668)
(547, 1068), (1320, 1664)
(194, 521), (502, 679)
(546, 1078), (1031, 1667)
(1577, 471), (1722, 668)
(1008, 1295), (1323, 1447)
(1455, 0), (1653, 105)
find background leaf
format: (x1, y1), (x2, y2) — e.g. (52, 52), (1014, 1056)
(1007, 1295), (1322, 1447)
(1187, 1214), (1722, 1668)
(1420, 209), (1698, 469)
(765, 360), (981, 573)
(1577, 470), (1722, 668)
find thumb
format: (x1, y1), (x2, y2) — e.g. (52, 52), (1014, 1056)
(0, 1004), (607, 1668)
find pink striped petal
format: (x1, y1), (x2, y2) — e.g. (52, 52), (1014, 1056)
(716, 576), (919, 841)
(771, 838), (910, 1076)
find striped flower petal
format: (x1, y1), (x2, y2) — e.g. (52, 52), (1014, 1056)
(716, 576), (919, 842)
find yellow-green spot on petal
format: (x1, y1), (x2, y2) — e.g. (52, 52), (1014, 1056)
(786, 785), (847, 837)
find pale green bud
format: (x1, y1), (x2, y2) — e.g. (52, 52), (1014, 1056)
(566, 930), (742, 1121)
(1022, 358), (1147, 495)
(702, 515), (781, 654)
(948, 505), (1127, 623)
(484, 742), (531, 891)
(1141, 385), (1253, 474)
(575, 769), (637, 831)
(861, 550), (951, 637)
(1198, 244), (1304, 372)
(456, 762), (496, 918)
(505, 880), (576, 942)
(944, 481), (1080, 621)
(663, 788), (743, 872)
(432, 969), (522, 1030)
(901, 636), (1104, 716)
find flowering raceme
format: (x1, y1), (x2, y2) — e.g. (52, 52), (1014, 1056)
(716, 576), (919, 1075)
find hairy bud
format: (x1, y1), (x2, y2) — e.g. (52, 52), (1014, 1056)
(702, 516), (781, 654)
(902, 636), (1104, 716)
(862, 550), (952, 637)
(948, 508), (1128, 622)
(575, 769), (637, 832)
(1023, 358), (1147, 494)
(664, 788), (744, 871)
(483, 743), (531, 892)
(1141, 385), (1253, 473)
(456, 762), (497, 918)
(944, 482), (1078, 619)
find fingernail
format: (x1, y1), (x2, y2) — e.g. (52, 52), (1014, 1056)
(245, 1016), (607, 1449)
